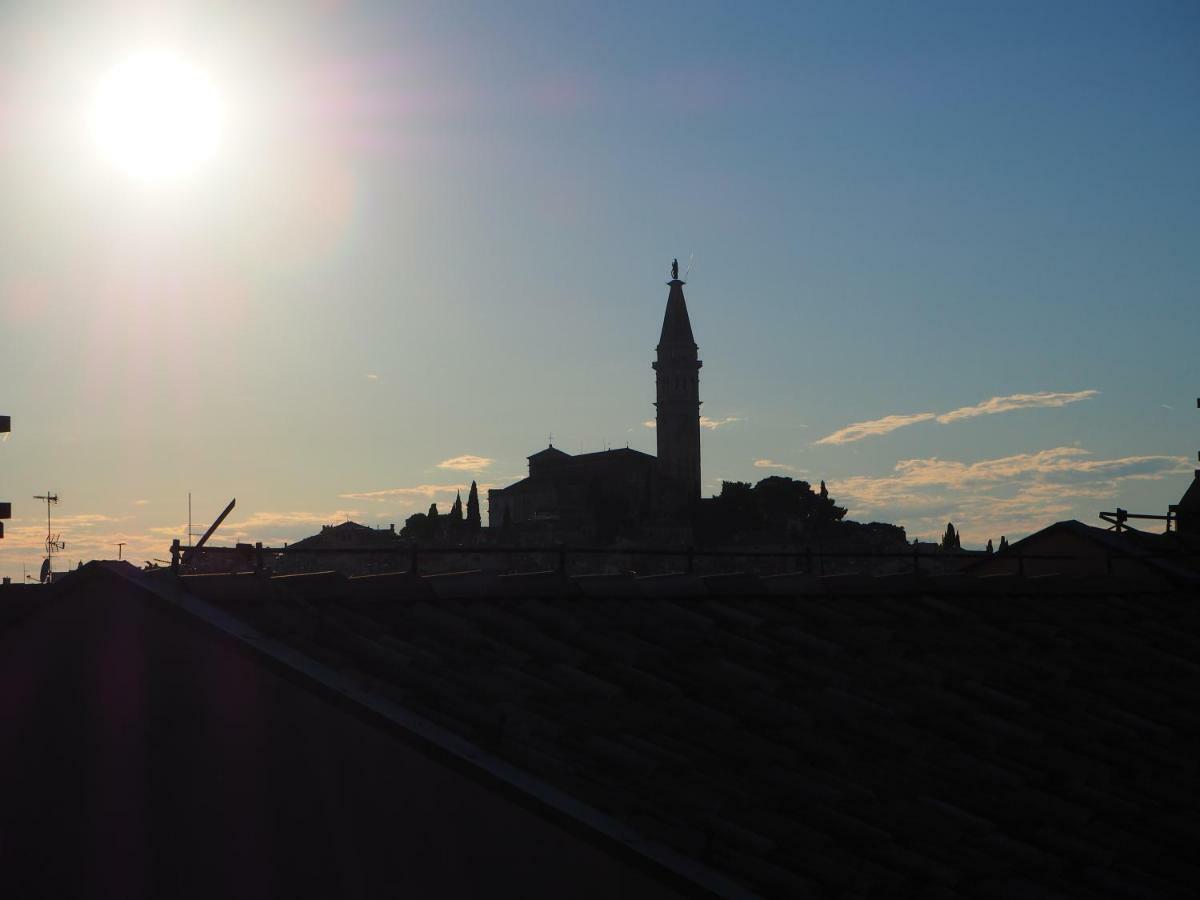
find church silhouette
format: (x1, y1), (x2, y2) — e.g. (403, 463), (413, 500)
(487, 262), (702, 543)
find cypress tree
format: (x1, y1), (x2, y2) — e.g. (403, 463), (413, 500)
(940, 522), (960, 550)
(466, 481), (481, 531)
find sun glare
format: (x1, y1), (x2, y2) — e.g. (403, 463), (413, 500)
(93, 52), (223, 180)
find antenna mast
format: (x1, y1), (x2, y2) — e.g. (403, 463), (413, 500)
(32, 492), (64, 582)
(0, 415), (9, 545)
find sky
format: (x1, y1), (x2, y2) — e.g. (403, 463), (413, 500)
(1, 0), (1198, 578)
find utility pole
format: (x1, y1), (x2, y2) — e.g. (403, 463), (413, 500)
(117, 542), (126, 561)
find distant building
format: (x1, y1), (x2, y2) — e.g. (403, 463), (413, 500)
(290, 520), (398, 550)
(280, 520), (401, 574)
(487, 445), (658, 541)
(967, 519), (1200, 582)
(488, 267), (702, 540)
(1173, 470), (1200, 536)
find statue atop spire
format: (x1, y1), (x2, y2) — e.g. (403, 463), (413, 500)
(671, 258), (679, 280)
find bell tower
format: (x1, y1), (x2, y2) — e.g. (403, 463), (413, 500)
(652, 260), (702, 500)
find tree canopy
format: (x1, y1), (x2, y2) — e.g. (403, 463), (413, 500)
(698, 476), (847, 545)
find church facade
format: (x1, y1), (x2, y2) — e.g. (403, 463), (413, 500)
(487, 264), (702, 540)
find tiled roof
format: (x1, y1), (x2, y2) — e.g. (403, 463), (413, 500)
(184, 570), (1200, 899)
(0, 564), (703, 899)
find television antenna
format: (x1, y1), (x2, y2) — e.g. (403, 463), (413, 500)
(32, 492), (64, 582)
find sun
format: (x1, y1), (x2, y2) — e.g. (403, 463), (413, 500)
(92, 51), (223, 180)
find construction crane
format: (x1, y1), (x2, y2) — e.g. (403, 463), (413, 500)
(180, 498), (236, 566)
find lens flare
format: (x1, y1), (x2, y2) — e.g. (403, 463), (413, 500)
(93, 51), (223, 179)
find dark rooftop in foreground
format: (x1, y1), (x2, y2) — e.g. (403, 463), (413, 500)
(2, 561), (1199, 898)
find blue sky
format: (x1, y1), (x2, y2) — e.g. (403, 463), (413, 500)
(1, 1), (1198, 576)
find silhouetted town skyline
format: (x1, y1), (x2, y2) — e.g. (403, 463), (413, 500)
(4, 7), (1200, 898)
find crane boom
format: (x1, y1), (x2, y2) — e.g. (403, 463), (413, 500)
(182, 498), (236, 563)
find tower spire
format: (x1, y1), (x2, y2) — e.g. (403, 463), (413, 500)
(652, 259), (702, 501)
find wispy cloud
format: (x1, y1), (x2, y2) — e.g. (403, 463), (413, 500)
(815, 413), (936, 445)
(133, 499), (151, 506)
(700, 416), (742, 430)
(365, 373), (379, 381)
(436, 454), (493, 472)
(227, 510), (365, 530)
(935, 390), (1099, 423)
(815, 390), (1100, 445)
(340, 484), (468, 502)
(753, 458), (803, 472)
(146, 509), (368, 540)
(645, 415), (742, 431)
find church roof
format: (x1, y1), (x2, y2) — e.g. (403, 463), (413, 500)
(657, 279), (696, 348)
(528, 445), (571, 462)
(573, 447), (656, 464)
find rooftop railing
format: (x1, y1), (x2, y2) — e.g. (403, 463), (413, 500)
(169, 537), (1198, 579)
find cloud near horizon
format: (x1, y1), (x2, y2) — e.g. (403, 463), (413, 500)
(753, 458), (802, 472)
(645, 416), (742, 431)
(815, 390), (1099, 445)
(829, 446), (1190, 544)
(145, 508), (369, 540)
(436, 454), (493, 472)
(1, 513), (169, 568)
(340, 484), (469, 502)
